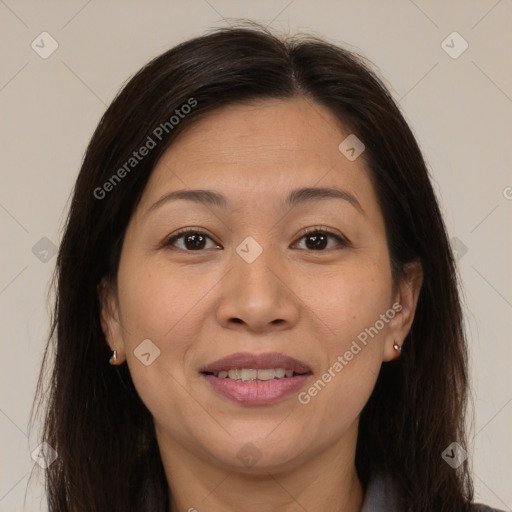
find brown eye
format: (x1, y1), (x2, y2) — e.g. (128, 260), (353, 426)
(294, 229), (348, 251)
(164, 230), (221, 251)
(304, 232), (329, 250)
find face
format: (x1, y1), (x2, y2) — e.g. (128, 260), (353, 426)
(100, 97), (421, 474)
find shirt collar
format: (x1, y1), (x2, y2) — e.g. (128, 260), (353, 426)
(360, 472), (405, 512)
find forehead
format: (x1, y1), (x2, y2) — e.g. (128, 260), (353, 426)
(138, 97), (377, 216)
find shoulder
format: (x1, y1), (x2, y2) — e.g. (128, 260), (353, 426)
(360, 472), (405, 511)
(470, 504), (506, 512)
(361, 472), (506, 512)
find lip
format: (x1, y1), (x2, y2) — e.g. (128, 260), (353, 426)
(202, 374), (310, 405)
(199, 352), (312, 405)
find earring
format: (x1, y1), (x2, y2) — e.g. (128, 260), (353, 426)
(393, 342), (402, 352)
(109, 350), (117, 365)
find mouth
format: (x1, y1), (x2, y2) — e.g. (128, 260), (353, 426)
(199, 352), (312, 405)
(202, 368), (307, 381)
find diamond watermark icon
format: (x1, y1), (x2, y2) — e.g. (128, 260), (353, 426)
(32, 237), (57, 263)
(236, 442), (262, 467)
(338, 134), (365, 161)
(134, 338), (161, 366)
(236, 236), (263, 264)
(450, 236), (468, 262)
(31, 32), (59, 59)
(31, 442), (58, 469)
(441, 442), (467, 468)
(441, 31), (468, 59)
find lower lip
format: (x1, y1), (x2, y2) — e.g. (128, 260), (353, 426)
(201, 374), (310, 405)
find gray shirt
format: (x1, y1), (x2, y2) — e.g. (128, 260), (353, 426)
(360, 472), (505, 511)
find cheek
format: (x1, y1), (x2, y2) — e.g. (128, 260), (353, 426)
(304, 257), (392, 345)
(115, 258), (204, 413)
(116, 255), (210, 342)
(296, 258), (392, 414)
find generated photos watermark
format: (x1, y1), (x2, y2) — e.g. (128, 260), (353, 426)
(297, 302), (403, 404)
(93, 97), (197, 200)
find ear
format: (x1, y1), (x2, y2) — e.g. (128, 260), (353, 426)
(383, 260), (423, 362)
(97, 276), (126, 364)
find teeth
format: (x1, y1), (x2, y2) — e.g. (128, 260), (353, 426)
(228, 369), (239, 380)
(256, 369), (275, 381)
(214, 368), (297, 380)
(275, 368), (286, 378)
(240, 369), (258, 381)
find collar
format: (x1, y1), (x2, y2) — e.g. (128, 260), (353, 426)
(360, 472), (405, 512)
(359, 473), (502, 512)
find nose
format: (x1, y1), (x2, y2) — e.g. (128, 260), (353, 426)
(216, 246), (300, 333)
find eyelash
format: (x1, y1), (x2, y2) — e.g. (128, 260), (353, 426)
(162, 226), (350, 252)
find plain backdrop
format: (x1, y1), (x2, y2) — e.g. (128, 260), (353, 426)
(1, 1), (511, 510)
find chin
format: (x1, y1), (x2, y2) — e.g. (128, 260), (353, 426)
(203, 433), (313, 474)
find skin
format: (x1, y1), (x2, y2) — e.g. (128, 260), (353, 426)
(99, 97), (422, 512)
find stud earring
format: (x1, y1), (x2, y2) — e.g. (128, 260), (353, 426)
(393, 342), (402, 352)
(109, 350), (117, 365)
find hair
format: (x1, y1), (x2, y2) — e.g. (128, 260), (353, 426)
(31, 23), (473, 511)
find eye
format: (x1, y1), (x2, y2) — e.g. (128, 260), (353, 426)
(163, 229), (221, 251)
(163, 226), (349, 252)
(293, 227), (349, 251)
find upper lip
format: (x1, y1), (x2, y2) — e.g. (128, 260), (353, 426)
(200, 352), (312, 374)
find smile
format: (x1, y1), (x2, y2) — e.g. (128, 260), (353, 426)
(206, 368), (303, 380)
(199, 352), (312, 405)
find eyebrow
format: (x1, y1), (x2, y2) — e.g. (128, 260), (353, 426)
(146, 187), (365, 216)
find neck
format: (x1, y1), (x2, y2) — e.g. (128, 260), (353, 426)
(157, 422), (365, 512)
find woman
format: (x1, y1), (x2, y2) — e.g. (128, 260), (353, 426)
(32, 25), (503, 512)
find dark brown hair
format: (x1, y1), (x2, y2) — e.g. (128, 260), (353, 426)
(31, 24), (474, 511)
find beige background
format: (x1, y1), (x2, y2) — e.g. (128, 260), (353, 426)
(1, 1), (511, 510)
